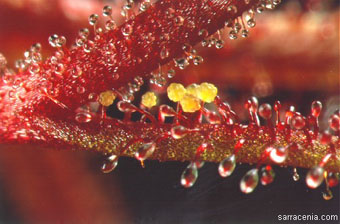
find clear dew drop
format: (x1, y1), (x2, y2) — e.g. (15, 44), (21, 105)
(102, 5), (112, 17)
(241, 29), (249, 38)
(79, 28), (90, 38)
(15, 59), (26, 70)
(56, 36), (66, 47)
(247, 18), (256, 28)
(101, 155), (119, 173)
(122, 24), (133, 36)
(30, 43), (42, 53)
(311, 101), (322, 117)
(215, 40), (224, 49)
(89, 14), (99, 26)
(201, 39), (208, 47)
(193, 56), (203, 65)
(105, 20), (117, 31)
(291, 115), (306, 130)
(229, 30), (238, 40)
(48, 34), (59, 48)
(167, 69), (175, 79)
(135, 142), (156, 161)
(75, 112), (92, 123)
(175, 58), (189, 70)
(269, 146), (288, 164)
(293, 168), (300, 181)
(260, 165), (275, 185)
(259, 103), (272, 120)
(206, 111), (221, 124)
(139, 0), (151, 12)
(207, 38), (216, 47)
(218, 154), (236, 177)
(181, 163), (198, 188)
(306, 166), (325, 189)
(240, 168), (259, 194)
(233, 22), (242, 32)
(322, 189), (333, 200)
(171, 125), (188, 139)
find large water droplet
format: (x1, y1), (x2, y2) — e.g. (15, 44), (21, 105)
(259, 103), (272, 120)
(135, 142), (156, 161)
(206, 111), (221, 124)
(181, 163), (198, 188)
(269, 146), (288, 163)
(171, 125), (188, 139)
(218, 154), (236, 177)
(75, 112), (92, 123)
(306, 166), (324, 189)
(240, 168), (259, 194)
(311, 101), (322, 117)
(261, 165), (275, 185)
(101, 155), (119, 173)
(291, 115), (306, 130)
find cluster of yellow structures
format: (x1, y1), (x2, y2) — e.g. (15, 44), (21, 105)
(141, 82), (218, 112)
(97, 82), (218, 113)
